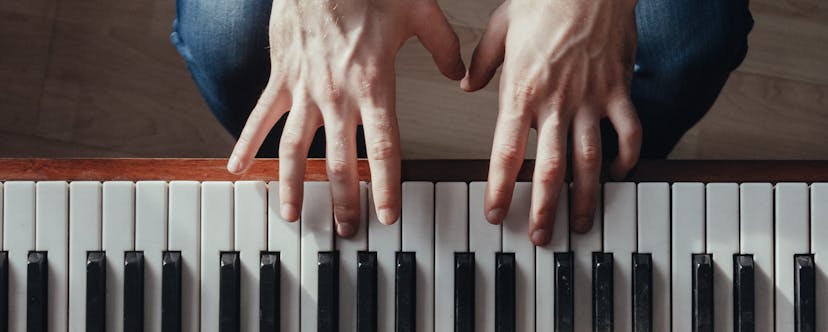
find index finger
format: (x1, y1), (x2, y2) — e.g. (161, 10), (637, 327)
(484, 82), (533, 225)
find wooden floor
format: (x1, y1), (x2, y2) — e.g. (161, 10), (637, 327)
(0, 0), (826, 160)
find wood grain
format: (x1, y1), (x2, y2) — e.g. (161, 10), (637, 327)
(0, 0), (826, 160)
(1, 159), (827, 183)
(0, 1), (57, 136)
(33, 0), (234, 156)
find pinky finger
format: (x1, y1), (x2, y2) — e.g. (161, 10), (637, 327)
(607, 96), (642, 180)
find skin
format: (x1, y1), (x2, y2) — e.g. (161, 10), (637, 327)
(228, 0), (642, 246)
(226, 0), (465, 237)
(462, 0), (641, 245)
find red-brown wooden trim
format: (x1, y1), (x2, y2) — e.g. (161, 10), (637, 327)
(0, 159), (827, 182)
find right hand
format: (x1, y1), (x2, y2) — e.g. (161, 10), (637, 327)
(226, 0), (465, 237)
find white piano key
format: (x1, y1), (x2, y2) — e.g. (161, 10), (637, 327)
(3, 181), (35, 332)
(35, 181), (69, 332)
(774, 183), (809, 332)
(103, 181), (135, 332)
(501, 182), (534, 332)
(603, 182), (636, 332)
(536, 186), (569, 330)
(811, 183), (828, 331)
(0, 183), (3, 249)
(267, 181), (300, 332)
(637, 183), (670, 332)
(469, 182), (501, 332)
(136, 181), (168, 332)
(671, 183), (705, 332)
(570, 184), (602, 332)
(740, 183), (774, 332)
(401, 182), (435, 332)
(168, 181), (200, 332)
(300, 182), (334, 332)
(338, 182), (368, 332)
(200, 182), (234, 332)
(367, 182), (401, 332)
(233, 181), (267, 332)
(434, 182), (469, 332)
(706, 183), (739, 332)
(68, 182), (102, 332)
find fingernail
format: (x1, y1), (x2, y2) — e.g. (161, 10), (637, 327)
(573, 217), (592, 233)
(281, 203), (299, 222)
(531, 229), (551, 246)
(378, 208), (397, 225)
(486, 208), (505, 224)
(337, 223), (355, 237)
(227, 155), (243, 174)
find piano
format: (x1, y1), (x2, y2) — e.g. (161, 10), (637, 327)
(1, 159), (827, 332)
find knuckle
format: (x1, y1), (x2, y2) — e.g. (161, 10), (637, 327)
(509, 82), (540, 106)
(580, 143), (601, 165)
(535, 157), (565, 186)
(492, 144), (524, 166)
(368, 139), (397, 161)
(327, 159), (351, 178)
(279, 130), (305, 157)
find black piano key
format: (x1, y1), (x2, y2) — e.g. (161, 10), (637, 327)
(396, 252), (416, 332)
(592, 252), (613, 332)
(632, 253), (653, 332)
(162, 251), (182, 332)
(554, 252), (574, 332)
(0, 251), (8, 332)
(219, 251), (240, 332)
(733, 254), (755, 332)
(318, 251), (339, 332)
(27, 251), (48, 332)
(455, 252), (475, 332)
(692, 254), (714, 332)
(794, 254), (816, 332)
(495, 252), (515, 332)
(260, 252), (280, 332)
(86, 251), (107, 332)
(357, 251), (377, 332)
(124, 251), (144, 332)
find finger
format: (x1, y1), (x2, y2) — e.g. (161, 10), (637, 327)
(228, 82), (291, 174)
(278, 101), (322, 222)
(607, 95), (642, 180)
(321, 109), (361, 237)
(358, 84), (401, 225)
(460, 6), (507, 92)
(414, 3), (466, 80)
(484, 84), (533, 225)
(528, 110), (568, 246)
(570, 110), (602, 233)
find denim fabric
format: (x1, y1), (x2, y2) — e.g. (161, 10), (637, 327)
(171, 0), (753, 158)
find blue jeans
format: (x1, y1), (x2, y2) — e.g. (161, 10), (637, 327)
(171, 0), (753, 158)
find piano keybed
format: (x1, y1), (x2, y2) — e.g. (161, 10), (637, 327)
(0, 159), (827, 332)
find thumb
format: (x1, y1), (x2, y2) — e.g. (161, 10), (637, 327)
(461, 6), (507, 92)
(414, 3), (466, 81)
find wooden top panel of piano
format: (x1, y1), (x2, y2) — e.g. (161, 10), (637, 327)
(1, 159), (827, 182)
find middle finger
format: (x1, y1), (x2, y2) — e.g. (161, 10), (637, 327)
(570, 108), (602, 233)
(321, 109), (361, 237)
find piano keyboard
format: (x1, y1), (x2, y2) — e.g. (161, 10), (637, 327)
(0, 180), (826, 332)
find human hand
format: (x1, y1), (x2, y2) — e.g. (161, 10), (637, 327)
(462, 0), (642, 245)
(227, 0), (465, 237)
